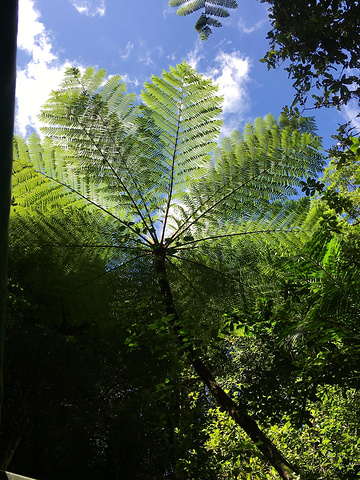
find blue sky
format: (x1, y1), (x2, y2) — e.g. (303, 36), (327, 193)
(16, 0), (357, 148)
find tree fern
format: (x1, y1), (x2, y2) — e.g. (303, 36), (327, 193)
(35, 64), (323, 298)
(27, 62), (325, 479)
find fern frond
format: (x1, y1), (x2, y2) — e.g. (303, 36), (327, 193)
(38, 67), (168, 242)
(169, 0), (238, 39)
(279, 218), (360, 365)
(141, 61), (223, 242)
(169, 115), (323, 247)
(12, 136), (84, 212)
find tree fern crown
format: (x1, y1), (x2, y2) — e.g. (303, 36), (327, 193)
(30, 63), (324, 295)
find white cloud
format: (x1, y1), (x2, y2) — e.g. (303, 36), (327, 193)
(121, 73), (141, 88)
(343, 101), (360, 131)
(207, 51), (251, 135)
(16, 0), (78, 136)
(138, 50), (155, 67)
(162, 0), (175, 19)
(120, 42), (134, 61)
(237, 17), (267, 34)
(157, 46), (165, 58)
(187, 40), (204, 69)
(70, 0), (105, 17)
(17, 0), (55, 63)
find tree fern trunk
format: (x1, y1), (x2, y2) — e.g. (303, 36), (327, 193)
(0, 0), (18, 421)
(154, 254), (301, 480)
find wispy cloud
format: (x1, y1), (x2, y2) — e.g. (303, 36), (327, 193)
(16, 0), (78, 136)
(343, 100), (360, 131)
(237, 17), (267, 34)
(137, 41), (156, 67)
(163, 1), (175, 19)
(187, 40), (204, 69)
(121, 73), (141, 89)
(120, 42), (134, 61)
(138, 51), (154, 67)
(70, 0), (105, 16)
(207, 51), (251, 135)
(157, 46), (165, 58)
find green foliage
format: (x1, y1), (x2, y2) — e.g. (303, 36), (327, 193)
(198, 386), (360, 480)
(169, 0), (238, 39)
(5, 135), (204, 480)
(269, 386), (360, 480)
(35, 65), (323, 327)
(261, 0), (360, 109)
(6, 63), (327, 479)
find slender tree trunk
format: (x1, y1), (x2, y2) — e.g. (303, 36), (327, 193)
(0, 1), (18, 421)
(154, 254), (301, 480)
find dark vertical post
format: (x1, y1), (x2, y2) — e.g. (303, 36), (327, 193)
(0, 0), (19, 420)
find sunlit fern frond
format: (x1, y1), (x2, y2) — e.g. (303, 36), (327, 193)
(39, 67), (154, 223)
(168, 114), (323, 244)
(301, 230), (360, 325)
(38, 63), (223, 247)
(10, 155), (129, 326)
(12, 135), (86, 212)
(141, 61), (223, 243)
(169, 0), (238, 39)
